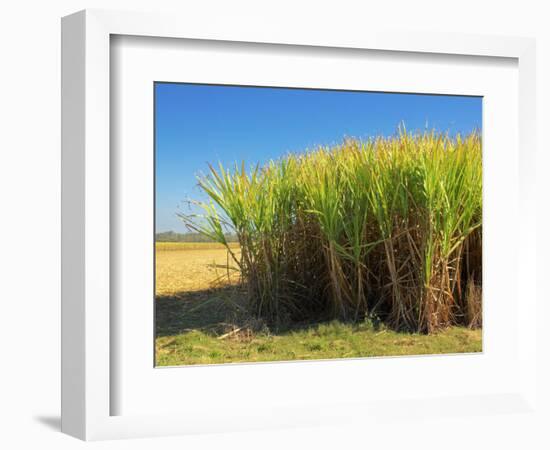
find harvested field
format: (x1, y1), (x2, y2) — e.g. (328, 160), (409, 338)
(155, 242), (240, 296)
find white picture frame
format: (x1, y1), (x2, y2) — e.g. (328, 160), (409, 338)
(61, 9), (537, 441)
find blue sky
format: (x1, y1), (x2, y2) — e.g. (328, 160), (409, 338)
(155, 83), (482, 233)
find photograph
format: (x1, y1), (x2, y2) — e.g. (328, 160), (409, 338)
(154, 83), (483, 366)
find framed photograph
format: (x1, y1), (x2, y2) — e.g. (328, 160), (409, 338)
(153, 82), (484, 368)
(61, 9), (537, 441)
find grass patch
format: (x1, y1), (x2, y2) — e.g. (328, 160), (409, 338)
(156, 322), (481, 366)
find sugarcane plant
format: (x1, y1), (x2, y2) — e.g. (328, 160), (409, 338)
(180, 129), (482, 333)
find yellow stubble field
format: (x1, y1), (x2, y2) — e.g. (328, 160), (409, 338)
(155, 242), (240, 297)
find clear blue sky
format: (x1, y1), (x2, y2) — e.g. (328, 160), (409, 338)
(155, 83), (482, 233)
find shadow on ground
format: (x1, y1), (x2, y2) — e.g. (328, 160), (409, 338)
(155, 284), (248, 338)
(155, 284), (370, 339)
(34, 415), (61, 431)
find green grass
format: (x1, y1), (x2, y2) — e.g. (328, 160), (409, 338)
(155, 322), (482, 366)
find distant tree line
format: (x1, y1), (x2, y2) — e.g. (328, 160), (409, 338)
(156, 230), (238, 243)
